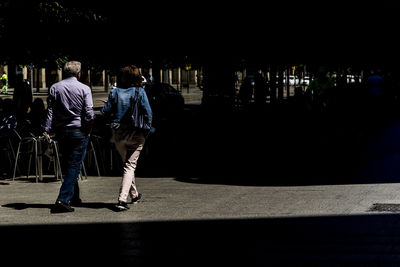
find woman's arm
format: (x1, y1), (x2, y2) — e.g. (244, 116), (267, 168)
(141, 89), (153, 126)
(100, 90), (115, 116)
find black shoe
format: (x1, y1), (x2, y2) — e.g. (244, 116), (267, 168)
(70, 198), (83, 207)
(51, 200), (75, 213)
(129, 193), (142, 204)
(115, 200), (130, 211)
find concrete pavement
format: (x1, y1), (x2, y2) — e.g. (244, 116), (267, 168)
(0, 176), (400, 225)
(1, 175), (400, 226)
(2, 176), (400, 265)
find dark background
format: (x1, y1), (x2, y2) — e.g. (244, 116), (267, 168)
(1, 0), (398, 64)
(2, 2), (400, 265)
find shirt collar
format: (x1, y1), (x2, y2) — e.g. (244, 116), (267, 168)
(64, 76), (78, 81)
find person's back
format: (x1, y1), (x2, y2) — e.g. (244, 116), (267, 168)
(100, 65), (152, 211)
(101, 65), (152, 131)
(44, 74), (94, 132)
(108, 87), (141, 122)
(43, 61), (95, 213)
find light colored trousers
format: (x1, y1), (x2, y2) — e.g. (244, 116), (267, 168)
(113, 129), (146, 202)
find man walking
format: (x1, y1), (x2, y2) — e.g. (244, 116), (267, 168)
(43, 61), (95, 213)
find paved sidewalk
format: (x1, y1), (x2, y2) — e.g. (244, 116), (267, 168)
(3, 176), (400, 265)
(2, 175), (400, 226)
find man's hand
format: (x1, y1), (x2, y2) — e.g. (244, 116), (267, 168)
(43, 132), (51, 143)
(86, 120), (94, 136)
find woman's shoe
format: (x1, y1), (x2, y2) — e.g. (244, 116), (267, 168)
(129, 193), (142, 204)
(115, 200), (130, 211)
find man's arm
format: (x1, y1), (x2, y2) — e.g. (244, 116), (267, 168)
(83, 88), (96, 135)
(42, 87), (55, 135)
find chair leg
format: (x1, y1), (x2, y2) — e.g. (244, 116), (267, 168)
(27, 153), (32, 179)
(34, 140), (38, 183)
(95, 138), (107, 175)
(81, 162), (88, 180)
(91, 141), (101, 176)
(52, 157), (57, 179)
(6, 150), (12, 173)
(8, 139), (15, 159)
(37, 139), (43, 182)
(53, 141), (63, 182)
(10, 139), (20, 174)
(12, 142), (21, 181)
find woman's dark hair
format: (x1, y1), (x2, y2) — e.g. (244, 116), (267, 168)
(117, 65), (143, 88)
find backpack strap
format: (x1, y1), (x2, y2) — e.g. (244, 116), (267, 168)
(133, 87), (140, 104)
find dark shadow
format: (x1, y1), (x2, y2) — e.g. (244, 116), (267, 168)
(76, 202), (119, 211)
(10, 177), (61, 183)
(2, 202), (117, 211)
(133, 101), (400, 187)
(88, 69), (400, 187)
(2, 203), (53, 210)
(2, 214), (400, 265)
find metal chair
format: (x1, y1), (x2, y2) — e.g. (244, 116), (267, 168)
(13, 132), (64, 183)
(50, 138), (87, 181)
(41, 137), (63, 181)
(0, 134), (17, 177)
(80, 161), (88, 180)
(12, 131), (39, 182)
(85, 136), (101, 176)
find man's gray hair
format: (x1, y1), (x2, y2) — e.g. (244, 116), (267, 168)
(64, 61), (82, 77)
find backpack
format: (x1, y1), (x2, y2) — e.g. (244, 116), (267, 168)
(120, 88), (152, 132)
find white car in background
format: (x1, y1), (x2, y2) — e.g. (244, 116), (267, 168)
(282, 75), (310, 86)
(300, 76), (310, 86)
(282, 75), (299, 85)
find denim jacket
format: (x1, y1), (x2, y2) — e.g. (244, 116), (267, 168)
(101, 87), (153, 129)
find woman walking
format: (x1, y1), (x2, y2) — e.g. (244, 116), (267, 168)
(101, 65), (153, 211)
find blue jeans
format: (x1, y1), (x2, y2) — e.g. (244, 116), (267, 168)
(56, 128), (90, 203)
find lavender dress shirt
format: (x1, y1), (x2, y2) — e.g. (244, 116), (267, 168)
(43, 77), (95, 133)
